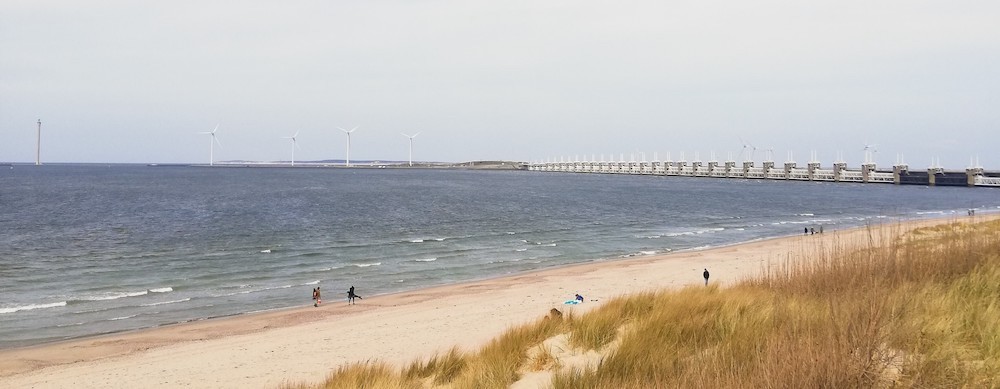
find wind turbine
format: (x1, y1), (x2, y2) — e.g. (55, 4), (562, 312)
(862, 142), (878, 164)
(738, 136), (757, 162)
(283, 131), (300, 166)
(401, 132), (421, 167)
(337, 126), (358, 167)
(197, 124), (222, 166)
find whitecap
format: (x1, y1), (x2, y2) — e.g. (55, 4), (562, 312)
(413, 258), (437, 262)
(354, 262), (381, 267)
(109, 314), (138, 321)
(433, 238), (446, 241)
(0, 301), (67, 314)
(141, 298), (191, 307)
(81, 291), (148, 301)
(506, 232), (516, 235)
(303, 280), (321, 285)
(797, 213), (815, 216)
(260, 249), (272, 253)
(409, 239), (424, 243)
(514, 248), (527, 252)
(149, 287), (173, 293)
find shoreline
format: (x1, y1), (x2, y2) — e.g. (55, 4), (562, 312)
(0, 215), (893, 350)
(0, 217), (835, 350)
(1, 214), (996, 388)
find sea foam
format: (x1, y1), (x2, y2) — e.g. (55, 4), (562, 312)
(80, 291), (148, 301)
(0, 301), (67, 314)
(141, 298), (191, 307)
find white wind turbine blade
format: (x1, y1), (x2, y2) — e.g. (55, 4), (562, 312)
(197, 124), (219, 135)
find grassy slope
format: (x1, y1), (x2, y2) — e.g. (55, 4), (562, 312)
(289, 219), (1000, 388)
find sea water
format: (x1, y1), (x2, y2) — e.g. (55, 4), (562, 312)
(1, 165), (996, 348)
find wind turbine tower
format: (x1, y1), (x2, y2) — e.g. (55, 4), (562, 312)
(35, 119), (41, 166)
(198, 125), (222, 166)
(401, 132), (421, 167)
(283, 131), (300, 166)
(338, 126), (358, 167)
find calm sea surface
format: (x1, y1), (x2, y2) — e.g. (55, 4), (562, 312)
(1, 165), (997, 348)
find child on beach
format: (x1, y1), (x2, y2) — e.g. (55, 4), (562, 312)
(347, 286), (362, 305)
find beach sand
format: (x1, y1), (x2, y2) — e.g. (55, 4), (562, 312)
(1, 215), (992, 388)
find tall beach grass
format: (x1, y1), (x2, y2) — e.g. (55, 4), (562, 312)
(293, 218), (1000, 388)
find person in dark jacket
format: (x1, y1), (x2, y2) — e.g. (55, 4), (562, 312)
(347, 286), (362, 305)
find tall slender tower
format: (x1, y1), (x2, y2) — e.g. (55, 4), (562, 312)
(36, 119), (41, 166)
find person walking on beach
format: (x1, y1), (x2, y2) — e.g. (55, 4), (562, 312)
(804, 227), (808, 235)
(312, 288), (318, 307)
(347, 286), (362, 305)
(703, 269), (710, 286)
(315, 287), (322, 307)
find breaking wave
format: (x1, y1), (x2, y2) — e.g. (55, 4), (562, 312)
(0, 301), (67, 314)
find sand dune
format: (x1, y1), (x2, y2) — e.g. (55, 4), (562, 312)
(0, 215), (991, 388)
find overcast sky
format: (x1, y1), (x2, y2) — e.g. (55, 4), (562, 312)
(2, 1), (998, 168)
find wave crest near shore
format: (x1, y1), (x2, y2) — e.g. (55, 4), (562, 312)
(0, 301), (67, 314)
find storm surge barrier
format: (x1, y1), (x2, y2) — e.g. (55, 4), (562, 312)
(529, 158), (1000, 188)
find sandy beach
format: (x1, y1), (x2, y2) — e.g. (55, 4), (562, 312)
(1, 215), (992, 388)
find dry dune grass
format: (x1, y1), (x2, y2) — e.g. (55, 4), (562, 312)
(291, 219), (1000, 388)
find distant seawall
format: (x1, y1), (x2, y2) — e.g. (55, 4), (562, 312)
(530, 160), (1000, 188)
